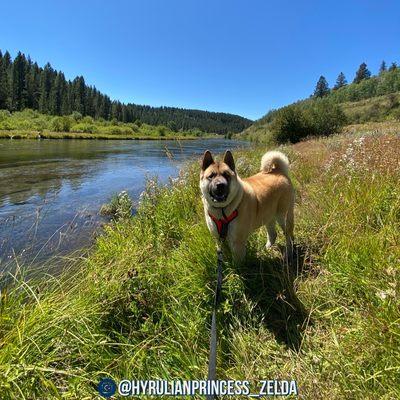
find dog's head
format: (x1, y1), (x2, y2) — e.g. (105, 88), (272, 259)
(200, 150), (240, 207)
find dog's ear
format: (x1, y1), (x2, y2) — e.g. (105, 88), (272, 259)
(201, 150), (214, 171)
(223, 150), (235, 172)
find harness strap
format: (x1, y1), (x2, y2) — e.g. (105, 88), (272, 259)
(208, 209), (238, 240)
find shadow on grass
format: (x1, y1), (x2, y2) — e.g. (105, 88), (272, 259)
(235, 243), (311, 350)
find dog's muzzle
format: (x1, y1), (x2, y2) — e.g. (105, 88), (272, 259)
(210, 182), (229, 202)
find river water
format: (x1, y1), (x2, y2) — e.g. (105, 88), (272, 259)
(0, 138), (249, 271)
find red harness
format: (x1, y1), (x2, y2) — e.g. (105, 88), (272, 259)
(208, 209), (238, 239)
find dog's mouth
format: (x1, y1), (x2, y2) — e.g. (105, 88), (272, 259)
(210, 192), (228, 203)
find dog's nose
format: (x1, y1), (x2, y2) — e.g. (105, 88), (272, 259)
(216, 182), (226, 193)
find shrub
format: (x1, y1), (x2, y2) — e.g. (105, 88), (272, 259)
(130, 123), (139, 133)
(0, 110), (11, 121)
(100, 191), (133, 220)
(70, 111), (83, 121)
(305, 99), (347, 136)
(82, 116), (94, 124)
(0, 119), (12, 130)
(270, 105), (310, 143)
(271, 101), (347, 144)
(393, 108), (400, 121)
(71, 123), (98, 133)
(51, 116), (72, 132)
(157, 126), (167, 137)
(99, 125), (133, 135)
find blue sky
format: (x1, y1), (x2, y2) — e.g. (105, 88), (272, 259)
(1, 0), (399, 120)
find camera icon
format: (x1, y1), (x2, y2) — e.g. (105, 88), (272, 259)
(98, 378), (117, 398)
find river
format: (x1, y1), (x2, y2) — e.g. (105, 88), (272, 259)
(0, 138), (249, 272)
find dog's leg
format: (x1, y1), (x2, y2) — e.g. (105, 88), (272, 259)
(277, 211), (294, 266)
(230, 240), (246, 264)
(265, 221), (277, 248)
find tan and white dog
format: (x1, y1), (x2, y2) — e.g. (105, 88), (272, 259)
(200, 150), (294, 263)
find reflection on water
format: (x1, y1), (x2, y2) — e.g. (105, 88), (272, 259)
(0, 138), (250, 271)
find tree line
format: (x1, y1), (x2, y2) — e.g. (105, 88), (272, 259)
(313, 60), (399, 98)
(247, 59), (400, 145)
(0, 50), (252, 134)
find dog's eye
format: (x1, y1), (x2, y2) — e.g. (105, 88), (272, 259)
(223, 172), (230, 180)
(207, 173), (216, 180)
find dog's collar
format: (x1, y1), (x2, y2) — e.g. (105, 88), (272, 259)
(208, 208), (238, 240)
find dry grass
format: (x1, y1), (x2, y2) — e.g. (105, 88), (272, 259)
(342, 120), (400, 136)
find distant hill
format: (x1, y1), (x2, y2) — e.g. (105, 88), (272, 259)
(0, 50), (252, 134)
(241, 64), (400, 143)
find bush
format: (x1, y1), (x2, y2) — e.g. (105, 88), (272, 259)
(71, 123), (98, 133)
(271, 100), (347, 144)
(82, 116), (94, 124)
(51, 116), (72, 132)
(270, 105), (310, 143)
(99, 125), (133, 135)
(0, 110), (11, 122)
(305, 99), (347, 136)
(393, 108), (400, 121)
(70, 111), (83, 122)
(157, 126), (167, 136)
(100, 191), (133, 220)
(0, 119), (13, 130)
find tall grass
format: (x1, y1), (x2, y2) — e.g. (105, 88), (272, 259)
(0, 132), (399, 399)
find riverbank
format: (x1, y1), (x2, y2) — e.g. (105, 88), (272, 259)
(0, 130), (207, 140)
(0, 130), (399, 398)
(0, 109), (219, 141)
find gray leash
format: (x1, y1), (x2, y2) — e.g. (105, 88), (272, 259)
(206, 246), (224, 400)
(206, 207), (238, 399)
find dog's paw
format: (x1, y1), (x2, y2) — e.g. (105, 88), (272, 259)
(266, 241), (274, 249)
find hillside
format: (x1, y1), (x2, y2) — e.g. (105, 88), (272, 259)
(0, 127), (399, 398)
(240, 67), (400, 143)
(0, 50), (252, 134)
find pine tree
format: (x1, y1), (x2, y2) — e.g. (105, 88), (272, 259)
(39, 63), (54, 113)
(388, 62), (398, 71)
(0, 51), (10, 109)
(72, 76), (86, 114)
(11, 51), (28, 110)
(313, 76), (330, 97)
(353, 62), (371, 84)
(333, 72), (347, 90)
(2, 51), (12, 108)
(60, 73), (70, 115)
(49, 72), (64, 115)
(379, 61), (387, 74)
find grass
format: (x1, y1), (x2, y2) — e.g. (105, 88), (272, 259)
(340, 92), (400, 123)
(0, 130), (399, 399)
(0, 109), (213, 140)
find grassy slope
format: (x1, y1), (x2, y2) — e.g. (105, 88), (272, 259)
(240, 92), (400, 144)
(340, 92), (400, 123)
(0, 130), (399, 399)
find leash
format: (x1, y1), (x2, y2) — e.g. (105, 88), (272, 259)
(206, 207), (238, 399)
(206, 246), (223, 397)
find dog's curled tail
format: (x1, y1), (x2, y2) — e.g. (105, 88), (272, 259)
(260, 151), (289, 176)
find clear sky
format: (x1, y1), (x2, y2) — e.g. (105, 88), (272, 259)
(1, 0), (399, 120)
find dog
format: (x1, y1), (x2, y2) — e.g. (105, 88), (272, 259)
(200, 149), (294, 263)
